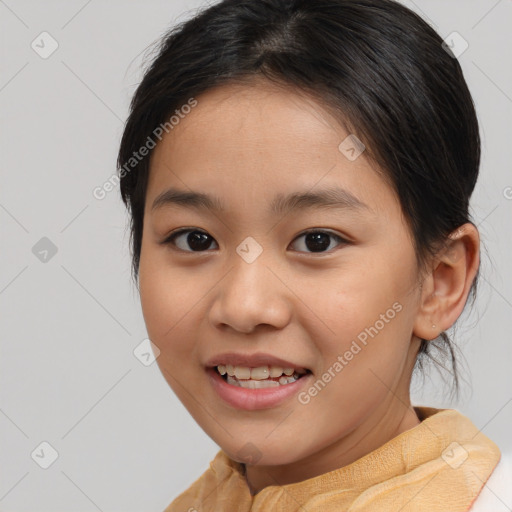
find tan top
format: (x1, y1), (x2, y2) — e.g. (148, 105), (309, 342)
(164, 407), (501, 512)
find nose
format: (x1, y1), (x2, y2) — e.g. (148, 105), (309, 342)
(208, 252), (293, 334)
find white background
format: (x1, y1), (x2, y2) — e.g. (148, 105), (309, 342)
(1, 1), (511, 510)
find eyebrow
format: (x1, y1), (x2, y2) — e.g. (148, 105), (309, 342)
(151, 186), (371, 215)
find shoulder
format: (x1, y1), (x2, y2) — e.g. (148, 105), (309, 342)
(470, 451), (512, 511)
(162, 450), (243, 512)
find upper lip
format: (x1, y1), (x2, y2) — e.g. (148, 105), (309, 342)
(205, 352), (310, 371)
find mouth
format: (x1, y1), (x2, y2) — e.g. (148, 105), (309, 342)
(213, 364), (312, 389)
(206, 357), (314, 410)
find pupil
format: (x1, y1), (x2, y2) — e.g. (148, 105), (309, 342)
(188, 231), (211, 251)
(306, 232), (330, 252)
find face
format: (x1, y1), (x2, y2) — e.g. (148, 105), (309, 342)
(138, 80), (424, 486)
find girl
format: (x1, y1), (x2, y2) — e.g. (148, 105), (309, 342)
(117, 0), (511, 510)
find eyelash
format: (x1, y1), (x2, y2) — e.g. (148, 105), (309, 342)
(160, 228), (350, 255)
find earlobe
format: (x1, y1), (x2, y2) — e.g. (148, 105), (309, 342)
(413, 223), (480, 341)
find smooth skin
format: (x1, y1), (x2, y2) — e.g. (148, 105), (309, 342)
(138, 79), (479, 495)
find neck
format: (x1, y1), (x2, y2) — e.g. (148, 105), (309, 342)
(245, 340), (422, 495)
(245, 399), (420, 496)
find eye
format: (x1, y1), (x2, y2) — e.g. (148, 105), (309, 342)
(161, 228), (218, 252)
(161, 228), (349, 254)
(289, 229), (349, 254)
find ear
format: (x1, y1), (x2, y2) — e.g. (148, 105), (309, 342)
(413, 223), (480, 341)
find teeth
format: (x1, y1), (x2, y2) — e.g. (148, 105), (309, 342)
(234, 366), (251, 380)
(250, 366), (269, 380)
(279, 375), (298, 384)
(217, 364), (305, 380)
(226, 375), (239, 386)
(221, 366), (303, 387)
(227, 375), (280, 388)
(269, 366), (283, 377)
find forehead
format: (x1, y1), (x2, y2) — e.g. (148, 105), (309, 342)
(146, 81), (398, 219)
(163, 80), (345, 151)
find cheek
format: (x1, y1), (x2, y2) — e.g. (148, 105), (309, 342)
(298, 293), (416, 445)
(309, 250), (418, 380)
(139, 256), (208, 412)
(316, 262), (412, 337)
(138, 244), (197, 359)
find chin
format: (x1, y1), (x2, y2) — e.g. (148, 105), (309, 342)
(219, 437), (307, 467)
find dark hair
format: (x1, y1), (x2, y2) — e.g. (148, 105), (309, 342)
(117, 0), (481, 396)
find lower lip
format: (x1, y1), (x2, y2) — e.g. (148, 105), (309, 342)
(206, 367), (312, 411)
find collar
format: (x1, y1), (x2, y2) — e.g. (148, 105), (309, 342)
(166, 407), (501, 512)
